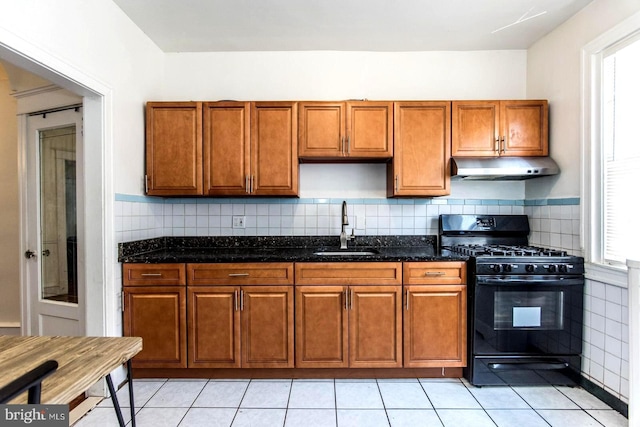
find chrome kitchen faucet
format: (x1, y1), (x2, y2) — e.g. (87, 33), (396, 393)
(340, 200), (355, 249)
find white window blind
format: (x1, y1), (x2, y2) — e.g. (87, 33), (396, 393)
(602, 36), (640, 264)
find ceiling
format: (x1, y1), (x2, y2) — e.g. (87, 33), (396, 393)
(113, 0), (592, 52)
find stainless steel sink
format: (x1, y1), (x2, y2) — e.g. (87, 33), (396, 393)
(313, 250), (379, 256)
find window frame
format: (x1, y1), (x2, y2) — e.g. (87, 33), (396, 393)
(581, 10), (640, 284)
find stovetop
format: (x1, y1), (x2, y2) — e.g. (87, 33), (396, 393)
(445, 244), (568, 257)
(438, 214), (584, 275)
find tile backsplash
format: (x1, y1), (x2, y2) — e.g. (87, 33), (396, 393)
(114, 194), (581, 255)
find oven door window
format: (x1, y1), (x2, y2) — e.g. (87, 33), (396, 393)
(494, 290), (563, 330)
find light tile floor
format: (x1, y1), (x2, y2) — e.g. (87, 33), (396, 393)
(75, 377), (628, 427)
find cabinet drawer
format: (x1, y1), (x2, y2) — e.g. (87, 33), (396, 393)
(188, 263), (294, 285)
(295, 262), (402, 285)
(123, 263), (186, 286)
(403, 262), (467, 285)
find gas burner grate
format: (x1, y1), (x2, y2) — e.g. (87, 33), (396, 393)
(447, 244), (568, 257)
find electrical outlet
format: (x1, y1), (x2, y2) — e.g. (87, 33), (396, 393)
(232, 216), (246, 229)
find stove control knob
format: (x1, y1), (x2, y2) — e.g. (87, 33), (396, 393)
(547, 264), (557, 273)
(558, 264), (568, 273)
(491, 264), (502, 273)
(525, 264), (535, 273)
(502, 264), (512, 273)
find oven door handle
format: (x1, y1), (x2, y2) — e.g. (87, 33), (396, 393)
(476, 277), (584, 286)
(488, 361), (569, 371)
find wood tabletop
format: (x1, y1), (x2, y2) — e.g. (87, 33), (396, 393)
(0, 335), (142, 404)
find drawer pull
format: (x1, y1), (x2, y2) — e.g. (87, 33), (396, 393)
(228, 273), (250, 277)
(425, 271), (446, 277)
(140, 273), (162, 277)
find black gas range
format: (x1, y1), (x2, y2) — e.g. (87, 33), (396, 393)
(439, 214), (584, 386)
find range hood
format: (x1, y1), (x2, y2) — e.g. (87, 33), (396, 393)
(451, 157), (559, 181)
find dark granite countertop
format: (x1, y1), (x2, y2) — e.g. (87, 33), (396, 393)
(118, 235), (467, 263)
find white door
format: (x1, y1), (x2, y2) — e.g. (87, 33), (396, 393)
(24, 108), (84, 336)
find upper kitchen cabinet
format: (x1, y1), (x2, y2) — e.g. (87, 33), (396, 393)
(145, 102), (203, 196)
(203, 101), (299, 196)
(451, 100), (548, 157)
(388, 101), (451, 197)
(298, 101), (393, 160)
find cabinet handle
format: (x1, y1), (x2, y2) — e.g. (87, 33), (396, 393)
(395, 175), (399, 192)
(144, 174), (149, 194)
(495, 138), (500, 153)
(344, 289), (348, 310)
(350, 289), (354, 311)
(425, 271), (446, 277)
(121, 292), (125, 312)
(240, 290), (244, 311)
(405, 288), (409, 311)
(346, 135), (350, 155)
(341, 136), (345, 156)
(245, 175), (250, 193)
(140, 273), (162, 277)
(250, 175), (255, 193)
(228, 273), (250, 277)
(500, 137), (506, 154)
(234, 289), (238, 311)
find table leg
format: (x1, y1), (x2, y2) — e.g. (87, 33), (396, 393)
(106, 373), (126, 427)
(127, 360), (136, 427)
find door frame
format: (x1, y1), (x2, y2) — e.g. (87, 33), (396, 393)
(1, 30), (115, 343)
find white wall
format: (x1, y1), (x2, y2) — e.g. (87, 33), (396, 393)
(0, 0), (165, 196)
(163, 50), (529, 200)
(525, 0), (640, 199)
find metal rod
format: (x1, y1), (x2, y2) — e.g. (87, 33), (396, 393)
(28, 103), (82, 117)
(106, 373), (126, 427)
(127, 360), (136, 427)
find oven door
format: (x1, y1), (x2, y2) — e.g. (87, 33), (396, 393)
(473, 275), (583, 356)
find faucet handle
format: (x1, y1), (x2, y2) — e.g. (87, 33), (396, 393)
(348, 228), (356, 240)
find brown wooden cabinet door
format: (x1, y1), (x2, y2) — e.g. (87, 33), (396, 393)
(349, 285), (402, 368)
(500, 100), (548, 156)
(389, 102), (451, 197)
(145, 102), (203, 196)
(123, 286), (186, 368)
(250, 102), (299, 196)
(295, 286), (348, 368)
(347, 101), (393, 158)
(187, 286), (240, 368)
(241, 286), (294, 368)
(203, 102), (251, 196)
(298, 102), (346, 158)
(451, 101), (500, 157)
(403, 285), (467, 368)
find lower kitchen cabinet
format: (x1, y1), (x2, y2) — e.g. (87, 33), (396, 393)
(187, 263), (294, 368)
(295, 262), (403, 368)
(403, 262), (467, 367)
(122, 264), (187, 368)
(403, 285), (466, 367)
(122, 260), (467, 373)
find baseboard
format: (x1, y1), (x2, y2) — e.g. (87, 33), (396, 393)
(0, 323), (21, 335)
(580, 376), (628, 418)
(69, 396), (102, 426)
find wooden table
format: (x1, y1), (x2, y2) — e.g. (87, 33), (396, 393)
(0, 335), (142, 426)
